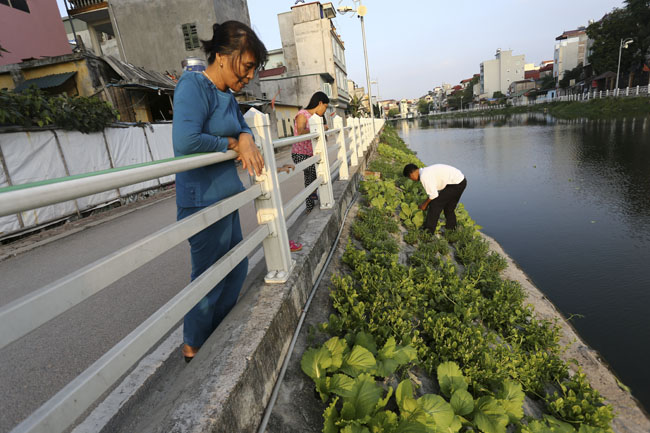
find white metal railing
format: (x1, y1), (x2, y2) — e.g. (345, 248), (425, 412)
(0, 112), (384, 433)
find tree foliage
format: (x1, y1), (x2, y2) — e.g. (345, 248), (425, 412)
(0, 87), (119, 133)
(347, 95), (363, 118)
(417, 99), (430, 114)
(387, 108), (400, 118)
(587, 1), (650, 82)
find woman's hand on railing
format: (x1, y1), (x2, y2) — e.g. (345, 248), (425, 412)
(233, 133), (264, 176)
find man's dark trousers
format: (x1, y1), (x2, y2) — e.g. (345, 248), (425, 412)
(423, 178), (467, 234)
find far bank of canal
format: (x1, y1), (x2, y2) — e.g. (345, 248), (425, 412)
(396, 114), (650, 411)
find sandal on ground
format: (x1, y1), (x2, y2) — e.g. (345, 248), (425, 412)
(289, 240), (303, 252)
(182, 344), (199, 363)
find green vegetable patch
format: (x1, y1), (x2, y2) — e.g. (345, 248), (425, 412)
(300, 125), (614, 433)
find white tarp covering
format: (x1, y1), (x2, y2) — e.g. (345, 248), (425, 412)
(145, 124), (175, 185)
(0, 156), (21, 236)
(0, 131), (77, 228)
(56, 130), (119, 211)
(104, 127), (159, 196)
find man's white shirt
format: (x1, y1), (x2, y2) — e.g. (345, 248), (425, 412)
(419, 164), (465, 200)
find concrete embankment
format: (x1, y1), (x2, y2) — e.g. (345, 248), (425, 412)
(88, 136), (380, 432)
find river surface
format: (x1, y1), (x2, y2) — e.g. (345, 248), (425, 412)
(396, 114), (650, 411)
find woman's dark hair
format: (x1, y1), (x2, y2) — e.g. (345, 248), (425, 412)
(305, 91), (330, 110)
(201, 21), (268, 71)
(403, 163), (419, 177)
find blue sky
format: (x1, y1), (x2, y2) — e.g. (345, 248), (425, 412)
(57, 0), (626, 100)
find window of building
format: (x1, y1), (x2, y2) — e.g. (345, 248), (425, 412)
(182, 23), (200, 51)
(1, 0), (30, 12)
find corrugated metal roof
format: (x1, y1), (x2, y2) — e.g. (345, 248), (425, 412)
(102, 55), (177, 91)
(13, 71), (77, 92)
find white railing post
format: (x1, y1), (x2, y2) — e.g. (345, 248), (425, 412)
(333, 115), (349, 180)
(355, 118), (364, 158)
(636, 85), (640, 96)
(246, 109), (294, 284)
(309, 115), (334, 209)
(363, 118), (370, 152)
(347, 116), (359, 167)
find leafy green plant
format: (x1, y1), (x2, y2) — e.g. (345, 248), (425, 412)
(0, 87), (118, 133)
(399, 201), (424, 229)
(301, 125), (613, 433)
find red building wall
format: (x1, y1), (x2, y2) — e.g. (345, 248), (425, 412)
(0, 0), (71, 66)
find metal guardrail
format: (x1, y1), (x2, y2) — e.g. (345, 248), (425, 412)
(0, 112), (384, 433)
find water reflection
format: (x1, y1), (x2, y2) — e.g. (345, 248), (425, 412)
(397, 114), (650, 410)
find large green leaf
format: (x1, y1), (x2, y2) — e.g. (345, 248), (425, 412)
(418, 394), (455, 428)
(301, 346), (332, 381)
(472, 396), (509, 433)
(355, 332), (378, 355)
(341, 345), (377, 377)
(376, 386), (393, 412)
(450, 389), (474, 416)
(323, 397), (340, 433)
(368, 410), (399, 433)
(396, 379), (415, 413)
(393, 345), (417, 365)
(341, 373), (384, 420)
(330, 374), (355, 398)
(496, 380), (524, 422)
(375, 358), (400, 378)
(437, 362), (468, 398)
(341, 425), (371, 433)
(543, 415), (578, 433)
(325, 336), (348, 370)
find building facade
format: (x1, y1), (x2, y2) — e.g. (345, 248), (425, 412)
(480, 49), (525, 98)
(553, 27), (589, 81)
(260, 2), (350, 118)
(65, 0), (261, 97)
(0, 0), (71, 67)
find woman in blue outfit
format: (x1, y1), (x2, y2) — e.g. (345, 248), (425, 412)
(172, 21), (267, 362)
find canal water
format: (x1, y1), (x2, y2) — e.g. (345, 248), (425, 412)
(396, 114), (650, 411)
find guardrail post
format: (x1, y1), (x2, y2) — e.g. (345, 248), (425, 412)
(309, 115), (334, 209)
(347, 116), (359, 167)
(333, 115), (349, 180)
(246, 109), (294, 284)
(363, 119), (369, 152)
(354, 118), (363, 159)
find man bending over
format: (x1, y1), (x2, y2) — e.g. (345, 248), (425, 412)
(403, 163), (467, 235)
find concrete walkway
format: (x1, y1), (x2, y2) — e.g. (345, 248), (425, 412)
(0, 145), (321, 433)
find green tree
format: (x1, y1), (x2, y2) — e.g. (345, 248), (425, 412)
(559, 64), (585, 88)
(387, 108), (400, 118)
(417, 98), (429, 114)
(347, 95), (363, 118)
(587, 1), (650, 84)
(540, 74), (556, 91)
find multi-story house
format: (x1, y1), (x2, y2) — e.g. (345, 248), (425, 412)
(260, 1), (350, 118)
(0, 0), (71, 67)
(553, 27), (589, 81)
(63, 0), (260, 97)
(480, 49), (525, 98)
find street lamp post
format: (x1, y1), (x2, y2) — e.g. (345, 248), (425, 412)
(460, 95), (463, 112)
(338, 2), (375, 136)
(615, 38), (634, 93)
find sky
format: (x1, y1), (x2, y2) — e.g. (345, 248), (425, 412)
(56, 0), (626, 100)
